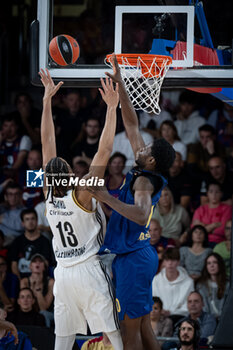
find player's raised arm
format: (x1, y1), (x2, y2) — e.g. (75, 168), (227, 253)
(39, 69), (63, 168)
(106, 54), (145, 156)
(89, 78), (119, 177)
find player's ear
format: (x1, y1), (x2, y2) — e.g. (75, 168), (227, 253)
(148, 156), (156, 167)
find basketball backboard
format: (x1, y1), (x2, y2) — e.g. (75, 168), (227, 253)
(31, 0), (233, 89)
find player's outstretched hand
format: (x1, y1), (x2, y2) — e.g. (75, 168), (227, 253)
(0, 320), (18, 344)
(39, 68), (64, 100)
(105, 53), (123, 84)
(99, 77), (119, 108)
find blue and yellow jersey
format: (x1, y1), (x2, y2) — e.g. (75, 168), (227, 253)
(100, 167), (167, 255)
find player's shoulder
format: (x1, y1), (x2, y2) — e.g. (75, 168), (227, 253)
(133, 175), (154, 192)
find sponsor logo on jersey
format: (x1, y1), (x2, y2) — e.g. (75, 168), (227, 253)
(53, 199), (66, 209)
(55, 245), (86, 258)
(138, 232), (150, 241)
(49, 210), (73, 216)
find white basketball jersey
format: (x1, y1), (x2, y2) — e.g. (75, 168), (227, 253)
(46, 189), (106, 267)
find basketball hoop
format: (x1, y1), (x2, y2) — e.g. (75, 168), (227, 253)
(105, 54), (172, 114)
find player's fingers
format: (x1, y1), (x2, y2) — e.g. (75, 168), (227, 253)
(115, 82), (119, 93)
(109, 78), (114, 90)
(105, 77), (110, 89)
(105, 72), (116, 82)
(100, 78), (107, 92)
(55, 81), (64, 93)
(112, 53), (119, 73)
(98, 88), (105, 99)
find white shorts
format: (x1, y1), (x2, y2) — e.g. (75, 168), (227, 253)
(53, 256), (119, 336)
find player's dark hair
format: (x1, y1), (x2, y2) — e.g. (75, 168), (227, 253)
(152, 296), (163, 309)
(163, 247), (180, 261)
(199, 124), (216, 135)
(178, 317), (200, 349)
(45, 157), (72, 202)
(186, 225), (209, 248)
(151, 138), (176, 173)
(20, 208), (38, 222)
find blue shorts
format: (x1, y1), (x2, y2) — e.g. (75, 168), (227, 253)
(112, 245), (158, 321)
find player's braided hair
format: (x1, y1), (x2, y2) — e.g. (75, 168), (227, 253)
(151, 138), (175, 173)
(45, 157), (71, 203)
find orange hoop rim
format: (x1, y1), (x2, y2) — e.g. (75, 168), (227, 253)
(106, 53), (172, 67)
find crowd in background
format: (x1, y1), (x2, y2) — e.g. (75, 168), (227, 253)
(0, 86), (233, 348)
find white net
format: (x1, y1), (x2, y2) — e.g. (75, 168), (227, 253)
(105, 55), (172, 114)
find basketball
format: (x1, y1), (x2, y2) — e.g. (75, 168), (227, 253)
(49, 34), (80, 66)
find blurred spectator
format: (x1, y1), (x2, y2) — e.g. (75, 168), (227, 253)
(192, 183), (232, 246)
(150, 297), (173, 338)
(0, 179), (13, 197)
(196, 253), (229, 319)
(22, 149), (44, 208)
(0, 256), (19, 313)
(72, 160), (89, 178)
(179, 225), (212, 281)
(174, 292), (216, 343)
(227, 148), (233, 172)
(9, 208), (54, 279)
(72, 117), (101, 163)
(0, 303), (33, 349)
(208, 102), (233, 151)
(81, 333), (114, 350)
(152, 187), (190, 246)
(167, 152), (192, 209)
(56, 90), (84, 163)
(187, 124), (226, 174)
(0, 231), (8, 259)
(13, 92), (41, 146)
(7, 288), (46, 327)
(102, 152), (126, 220)
(138, 103), (172, 138)
(174, 91), (205, 145)
(152, 248), (194, 321)
(200, 156), (233, 205)
(165, 318), (200, 350)
(149, 219), (175, 268)
(213, 220), (231, 278)
(20, 254), (54, 328)
(0, 114), (32, 183)
(0, 183), (25, 246)
(160, 120), (187, 161)
(34, 201), (51, 240)
(111, 129), (153, 172)
(77, 10), (105, 64)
